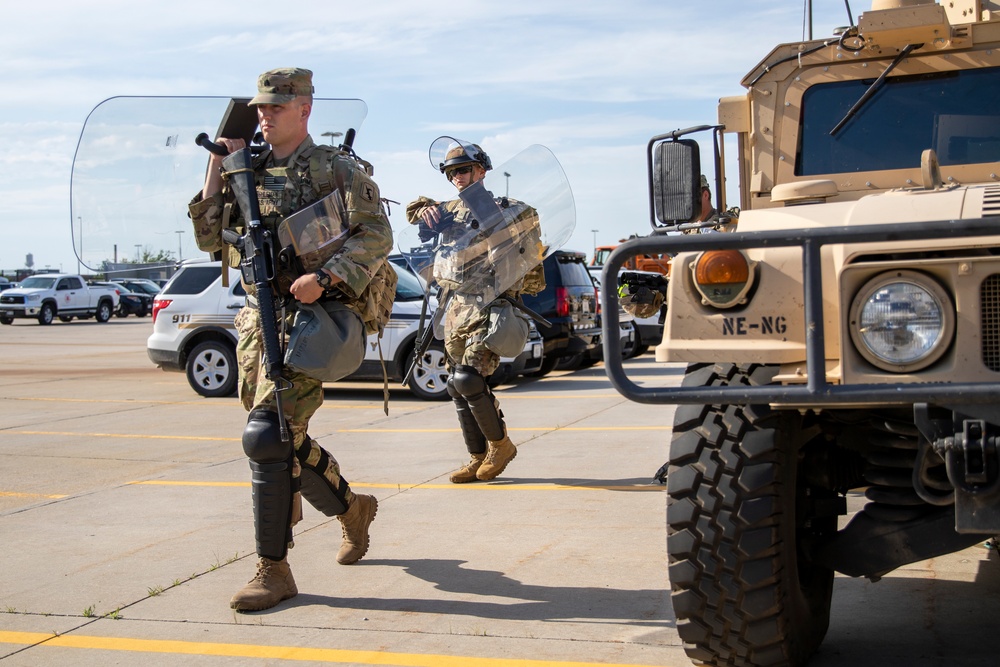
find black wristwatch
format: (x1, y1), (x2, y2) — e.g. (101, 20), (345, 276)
(315, 270), (333, 291)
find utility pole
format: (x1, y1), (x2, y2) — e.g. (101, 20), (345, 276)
(591, 229), (599, 261)
(176, 230), (184, 262)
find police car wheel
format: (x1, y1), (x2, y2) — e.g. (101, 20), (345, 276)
(408, 343), (450, 401)
(185, 340), (238, 398)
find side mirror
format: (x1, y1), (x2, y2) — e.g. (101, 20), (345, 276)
(652, 139), (702, 225)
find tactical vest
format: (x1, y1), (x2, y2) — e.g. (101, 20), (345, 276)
(224, 143), (395, 337)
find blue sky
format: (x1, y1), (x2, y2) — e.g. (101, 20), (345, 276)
(2, 0), (856, 274)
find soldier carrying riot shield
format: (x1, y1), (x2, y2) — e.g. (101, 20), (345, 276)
(404, 137), (575, 483)
(188, 68), (394, 612)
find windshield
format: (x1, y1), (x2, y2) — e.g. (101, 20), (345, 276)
(20, 277), (56, 289)
(796, 66), (1000, 175)
(392, 264), (425, 301)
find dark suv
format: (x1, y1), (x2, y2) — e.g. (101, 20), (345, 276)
(521, 250), (601, 376)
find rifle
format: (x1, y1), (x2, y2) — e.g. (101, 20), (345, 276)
(401, 285), (445, 389)
(401, 235), (444, 389)
(196, 133), (291, 445)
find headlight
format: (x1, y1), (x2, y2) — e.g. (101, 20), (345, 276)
(691, 249), (756, 309)
(849, 270), (953, 372)
(27, 294), (41, 302)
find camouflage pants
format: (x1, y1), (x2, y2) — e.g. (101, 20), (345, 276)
(235, 305), (353, 534)
(444, 308), (500, 376)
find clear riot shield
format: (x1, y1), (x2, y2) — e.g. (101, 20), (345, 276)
(70, 96), (367, 275)
(276, 190), (350, 273)
(398, 138), (576, 338)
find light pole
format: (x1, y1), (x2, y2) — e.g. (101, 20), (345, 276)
(134, 244), (142, 263)
(591, 229), (599, 261)
(175, 230), (184, 262)
(504, 171), (511, 198)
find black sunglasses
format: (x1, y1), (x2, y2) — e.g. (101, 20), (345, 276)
(447, 165), (475, 179)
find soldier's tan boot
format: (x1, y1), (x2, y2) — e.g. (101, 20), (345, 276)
(477, 435), (517, 481)
(449, 453), (486, 483)
(230, 557), (297, 612)
(336, 494), (378, 565)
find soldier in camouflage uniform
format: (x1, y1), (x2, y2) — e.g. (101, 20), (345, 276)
(189, 68), (393, 612)
(406, 143), (545, 484)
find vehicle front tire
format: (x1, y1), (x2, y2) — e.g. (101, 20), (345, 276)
(407, 343), (450, 401)
(38, 303), (55, 325)
(116, 304), (129, 318)
(0, 315), (13, 325)
(186, 340), (238, 398)
(667, 362), (835, 667)
(95, 301), (112, 323)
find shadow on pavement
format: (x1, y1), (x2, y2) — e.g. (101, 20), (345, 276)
(282, 558), (675, 627)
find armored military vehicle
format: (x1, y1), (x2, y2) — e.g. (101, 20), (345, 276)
(601, 1), (1000, 665)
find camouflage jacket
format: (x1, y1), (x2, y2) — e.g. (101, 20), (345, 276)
(189, 135), (392, 304)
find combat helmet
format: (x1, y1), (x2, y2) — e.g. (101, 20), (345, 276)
(430, 137), (493, 174)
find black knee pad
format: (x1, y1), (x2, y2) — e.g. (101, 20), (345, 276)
(451, 365), (505, 441)
(447, 376), (487, 455)
(243, 408), (291, 463)
(295, 438), (350, 516)
(452, 365), (488, 399)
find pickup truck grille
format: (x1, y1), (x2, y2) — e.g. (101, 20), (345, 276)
(983, 274), (1000, 372)
(0, 295), (25, 305)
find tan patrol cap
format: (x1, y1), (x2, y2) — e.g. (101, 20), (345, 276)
(249, 68), (315, 106)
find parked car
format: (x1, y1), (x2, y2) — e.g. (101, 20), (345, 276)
(90, 281), (154, 318)
(147, 260), (543, 400)
(520, 250), (602, 377)
(0, 277), (12, 292)
(111, 278), (162, 296)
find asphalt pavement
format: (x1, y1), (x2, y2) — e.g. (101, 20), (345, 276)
(1, 317), (998, 666)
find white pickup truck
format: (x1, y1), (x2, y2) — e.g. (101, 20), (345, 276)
(0, 274), (119, 325)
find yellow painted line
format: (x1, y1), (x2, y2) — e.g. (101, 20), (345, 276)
(0, 491), (67, 499)
(10, 426), (668, 441)
(4, 396), (229, 408)
(128, 481), (248, 488)
(12, 430), (240, 442)
(0, 631), (659, 666)
(6, 397), (384, 410)
(129, 480), (662, 492)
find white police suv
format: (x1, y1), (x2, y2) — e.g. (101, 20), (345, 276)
(147, 260), (543, 400)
